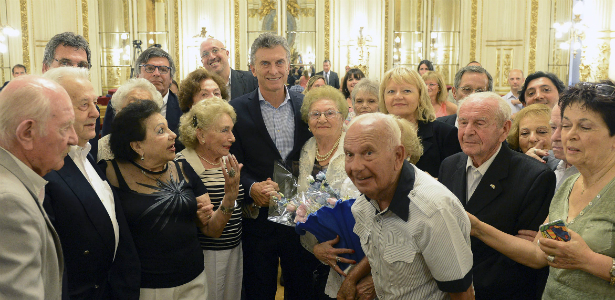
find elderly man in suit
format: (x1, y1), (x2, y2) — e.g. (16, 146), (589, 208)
(438, 92), (555, 300)
(200, 38), (258, 100)
(102, 47), (181, 137)
(42, 67), (141, 300)
(230, 33), (317, 300)
(0, 75), (78, 300)
(315, 60), (340, 89)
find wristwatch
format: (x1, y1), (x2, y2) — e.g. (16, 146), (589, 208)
(219, 204), (234, 215)
(610, 258), (615, 285)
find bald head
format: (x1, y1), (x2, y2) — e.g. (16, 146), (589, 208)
(200, 38), (231, 80)
(0, 75), (77, 175)
(508, 69), (524, 93)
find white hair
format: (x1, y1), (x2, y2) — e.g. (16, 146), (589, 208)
(459, 92), (511, 127)
(348, 112), (402, 149)
(111, 78), (163, 114)
(0, 76), (56, 146)
(43, 66), (90, 84)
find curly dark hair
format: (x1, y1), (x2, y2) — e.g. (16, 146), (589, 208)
(559, 80), (615, 136)
(178, 68), (228, 112)
(341, 68), (365, 98)
(519, 71), (565, 105)
(110, 100), (161, 161)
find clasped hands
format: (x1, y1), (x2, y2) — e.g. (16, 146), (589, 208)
(249, 178), (280, 208)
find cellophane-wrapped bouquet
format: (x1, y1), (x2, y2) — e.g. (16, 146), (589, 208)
(268, 171), (342, 226)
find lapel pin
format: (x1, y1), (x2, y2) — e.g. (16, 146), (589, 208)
(490, 184), (495, 189)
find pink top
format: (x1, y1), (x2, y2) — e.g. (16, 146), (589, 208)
(435, 102), (448, 118)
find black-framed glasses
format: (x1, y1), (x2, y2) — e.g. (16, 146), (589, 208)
(578, 82), (615, 97)
(140, 64), (172, 75)
(54, 58), (91, 69)
(201, 47), (226, 58)
(309, 109), (341, 120)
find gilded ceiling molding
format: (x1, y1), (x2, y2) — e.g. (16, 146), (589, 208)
(325, 0), (330, 59)
(234, 0), (240, 70)
(82, 0), (89, 42)
(469, 0), (477, 62)
(384, 0), (389, 71)
(528, 0), (538, 73)
(174, 0), (179, 80)
(19, 0), (30, 72)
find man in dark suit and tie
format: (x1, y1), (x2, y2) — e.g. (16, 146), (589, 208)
(200, 38), (258, 100)
(437, 66), (492, 127)
(438, 92), (555, 300)
(230, 33), (318, 300)
(315, 60), (340, 89)
(42, 68), (140, 300)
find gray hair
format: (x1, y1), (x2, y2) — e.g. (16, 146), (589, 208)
(249, 33), (291, 66)
(323, 59), (331, 64)
(460, 92), (511, 127)
(351, 78), (379, 105)
(43, 66), (90, 84)
(0, 76), (55, 145)
(134, 47), (176, 79)
(43, 32), (91, 68)
(348, 112), (401, 150)
(453, 66), (493, 91)
(111, 78), (163, 114)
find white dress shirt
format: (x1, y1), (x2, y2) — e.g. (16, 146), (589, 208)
(466, 144), (502, 201)
(68, 143), (119, 256)
(160, 89), (170, 118)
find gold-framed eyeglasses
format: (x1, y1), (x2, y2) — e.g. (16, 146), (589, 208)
(309, 109), (341, 120)
(201, 47), (226, 58)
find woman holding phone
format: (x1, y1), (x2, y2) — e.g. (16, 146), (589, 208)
(467, 81), (615, 299)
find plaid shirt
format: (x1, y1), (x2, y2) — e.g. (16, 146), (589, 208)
(259, 87), (295, 161)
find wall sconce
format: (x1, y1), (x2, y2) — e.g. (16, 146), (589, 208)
(553, 1), (586, 57)
(0, 25), (20, 54)
(393, 34), (402, 64)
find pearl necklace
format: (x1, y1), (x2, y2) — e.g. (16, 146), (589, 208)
(315, 134), (342, 162)
(198, 153), (221, 166)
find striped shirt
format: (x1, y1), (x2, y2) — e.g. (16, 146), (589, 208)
(352, 161), (473, 300)
(176, 150), (244, 250)
(259, 87), (294, 161)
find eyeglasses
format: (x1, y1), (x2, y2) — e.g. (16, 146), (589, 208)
(140, 64), (172, 75)
(426, 83), (438, 88)
(458, 86), (486, 94)
(578, 82), (615, 97)
(201, 47), (226, 58)
(309, 109), (341, 120)
(54, 58), (91, 69)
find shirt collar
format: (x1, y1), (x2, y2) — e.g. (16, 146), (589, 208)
(1, 146), (48, 205)
(68, 143), (91, 160)
(466, 143), (502, 175)
(162, 89), (169, 105)
(227, 70), (232, 87)
(369, 160), (414, 222)
(258, 86), (290, 106)
(504, 91), (518, 100)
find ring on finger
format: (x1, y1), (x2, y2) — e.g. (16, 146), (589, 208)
(547, 255), (555, 262)
(533, 149), (537, 155)
(336, 256), (341, 263)
(228, 168), (236, 177)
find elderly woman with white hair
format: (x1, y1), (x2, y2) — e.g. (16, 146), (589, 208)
(350, 78), (380, 116)
(97, 79), (163, 162)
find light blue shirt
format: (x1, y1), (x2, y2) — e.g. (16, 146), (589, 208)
(258, 87), (294, 162)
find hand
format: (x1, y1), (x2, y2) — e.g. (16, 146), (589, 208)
(525, 140), (549, 163)
(313, 235), (356, 276)
(221, 154), (243, 204)
(516, 230), (539, 242)
(355, 275), (376, 300)
(466, 212), (482, 237)
(196, 198), (214, 227)
(250, 178), (279, 207)
(539, 229), (593, 270)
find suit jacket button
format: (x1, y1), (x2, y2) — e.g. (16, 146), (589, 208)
(94, 284), (99, 289)
(84, 250), (90, 255)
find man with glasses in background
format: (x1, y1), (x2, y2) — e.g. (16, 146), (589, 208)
(200, 38), (258, 100)
(437, 65), (493, 127)
(102, 47), (181, 137)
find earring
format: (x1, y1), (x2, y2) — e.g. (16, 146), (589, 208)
(308, 128), (311, 132)
(141, 153), (145, 161)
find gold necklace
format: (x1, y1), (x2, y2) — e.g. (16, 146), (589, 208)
(315, 134), (342, 162)
(580, 165), (614, 195)
(198, 153), (221, 166)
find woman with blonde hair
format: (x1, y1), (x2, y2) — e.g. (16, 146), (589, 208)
(422, 71), (457, 117)
(507, 103), (552, 154)
(303, 74), (326, 94)
(300, 69), (310, 88)
(379, 66), (461, 177)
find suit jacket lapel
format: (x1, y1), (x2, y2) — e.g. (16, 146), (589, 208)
(167, 91), (181, 132)
(290, 94), (306, 156)
(466, 144), (510, 214)
(417, 121), (434, 155)
(448, 154), (469, 206)
(230, 69), (241, 100)
(57, 156), (116, 254)
(246, 90), (280, 156)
